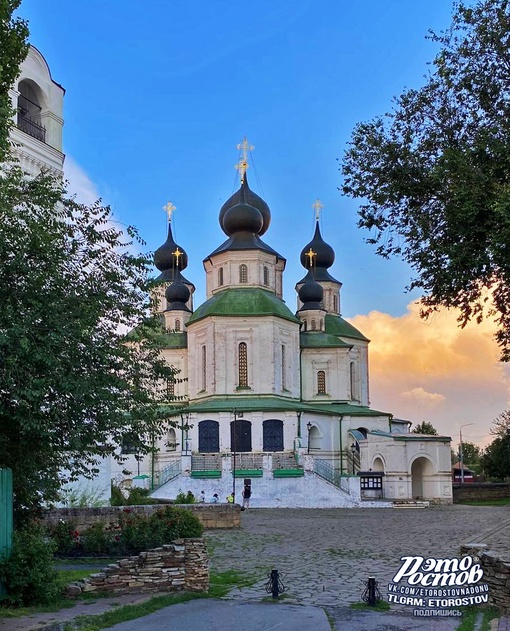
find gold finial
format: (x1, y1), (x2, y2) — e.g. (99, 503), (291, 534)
(163, 201), (176, 222)
(172, 247), (183, 264)
(312, 198), (323, 222)
(305, 247), (317, 267)
(235, 136), (254, 183)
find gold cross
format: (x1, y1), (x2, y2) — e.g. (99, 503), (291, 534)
(305, 247), (316, 267)
(312, 198), (323, 222)
(172, 247), (183, 264)
(235, 137), (254, 182)
(163, 201), (176, 222)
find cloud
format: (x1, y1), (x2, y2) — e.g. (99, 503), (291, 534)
(64, 155), (100, 206)
(348, 301), (510, 447)
(400, 387), (445, 407)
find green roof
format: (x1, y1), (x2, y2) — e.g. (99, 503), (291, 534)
(369, 429), (451, 442)
(325, 314), (369, 342)
(161, 396), (389, 418)
(188, 288), (300, 325)
(300, 331), (352, 349)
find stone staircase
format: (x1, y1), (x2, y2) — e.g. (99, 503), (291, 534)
(393, 500), (429, 509)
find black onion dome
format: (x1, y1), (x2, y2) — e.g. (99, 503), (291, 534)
(298, 270), (324, 311)
(154, 222), (188, 272)
(219, 172), (271, 236)
(223, 202), (263, 236)
(300, 222), (335, 270)
(165, 270), (191, 312)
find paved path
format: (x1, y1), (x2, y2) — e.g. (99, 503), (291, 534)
(3, 505), (509, 630)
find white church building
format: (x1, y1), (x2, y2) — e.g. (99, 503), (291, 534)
(118, 142), (453, 508)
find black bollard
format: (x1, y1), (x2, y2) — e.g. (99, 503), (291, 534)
(367, 576), (377, 606)
(271, 569), (279, 599)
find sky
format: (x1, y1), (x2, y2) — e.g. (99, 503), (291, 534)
(17, 0), (508, 448)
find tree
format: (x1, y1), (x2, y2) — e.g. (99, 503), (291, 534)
(459, 441), (481, 464)
(0, 168), (177, 523)
(412, 421), (438, 435)
(341, 1), (510, 360)
(0, 0), (29, 158)
(480, 410), (510, 479)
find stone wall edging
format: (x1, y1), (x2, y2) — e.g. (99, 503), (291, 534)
(453, 483), (510, 502)
(460, 544), (510, 614)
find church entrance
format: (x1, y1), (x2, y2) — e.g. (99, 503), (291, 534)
(230, 419), (252, 452)
(411, 457), (433, 499)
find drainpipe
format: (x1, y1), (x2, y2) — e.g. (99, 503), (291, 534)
(150, 432), (155, 491)
(339, 415), (344, 475)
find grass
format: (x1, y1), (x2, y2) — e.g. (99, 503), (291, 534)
(455, 606), (500, 631)
(63, 570), (258, 631)
(349, 600), (391, 612)
(457, 498), (510, 506)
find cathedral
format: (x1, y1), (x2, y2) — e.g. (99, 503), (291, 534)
(131, 140), (454, 508)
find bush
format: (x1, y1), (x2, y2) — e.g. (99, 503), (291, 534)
(81, 522), (114, 555)
(110, 484), (158, 506)
(48, 519), (79, 555)
(175, 490), (196, 504)
(0, 526), (59, 606)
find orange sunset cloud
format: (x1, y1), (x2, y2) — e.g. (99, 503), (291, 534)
(348, 301), (510, 449)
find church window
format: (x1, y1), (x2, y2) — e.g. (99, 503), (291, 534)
(121, 434), (139, 455)
(281, 345), (286, 390)
(239, 264), (248, 283)
(238, 342), (248, 387)
(311, 319), (316, 331)
(231, 419), (252, 452)
(166, 428), (177, 451)
(198, 420), (219, 452)
(175, 319), (180, 331)
(263, 419), (284, 451)
(218, 267), (224, 286)
(320, 318), (323, 330)
(17, 80), (45, 143)
(303, 321), (307, 331)
(263, 266), (269, 286)
(350, 362), (357, 400)
(317, 370), (326, 394)
(333, 294), (338, 312)
(201, 345), (207, 391)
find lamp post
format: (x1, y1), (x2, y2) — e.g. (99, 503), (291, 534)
(459, 423), (473, 484)
(350, 443), (357, 475)
(306, 422), (312, 454)
(232, 409), (237, 502)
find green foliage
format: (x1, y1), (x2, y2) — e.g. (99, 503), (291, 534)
(341, 1), (510, 361)
(175, 490), (196, 504)
(480, 410), (510, 480)
(0, 525), (59, 606)
(110, 484), (158, 506)
(0, 1), (29, 160)
(460, 441), (482, 464)
(49, 507), (203, 557)
(60, 486), (108, 508)
(411, 421), (438, 435)
(0, 166), (178, 524)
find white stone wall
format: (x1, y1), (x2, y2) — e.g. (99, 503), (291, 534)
(9, 46), (64, 176)
(187, 315), (300, 398)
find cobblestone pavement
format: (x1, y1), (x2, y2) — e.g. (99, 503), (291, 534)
(205, 505), (510, 627)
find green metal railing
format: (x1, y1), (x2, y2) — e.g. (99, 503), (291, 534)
(152, 460), (181, 492)
(313, 458), (351, 494)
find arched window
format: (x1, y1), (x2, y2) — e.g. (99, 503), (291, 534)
(166, 428), (177, 451)
(198, 420), (220, 452)
(239, 264), (248, 283)
(350, 362), (357, 400)
(263, 266), (269, 286)
(333, 294), (338, 313)
(281, 345), (286, 390)
(218, 267), (224, 286)
(238, 342), (248, 387)
(175, 319), (181, 331)
(317, 370), (326, 394)
(303, 321), (307, 332)
(311, 319), (316, 331)
(320, 318), (323, 330)
(201, 345), (207, 391)
(17, 80), (45, 142)
(263, 420), (284, 451)
(230, 419), (252, 452)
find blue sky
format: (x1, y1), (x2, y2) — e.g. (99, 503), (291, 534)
(20, 1), (508, 443)
(19, 0), (456, 316)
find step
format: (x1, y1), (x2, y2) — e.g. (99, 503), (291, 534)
(393, 501), (429, 509)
